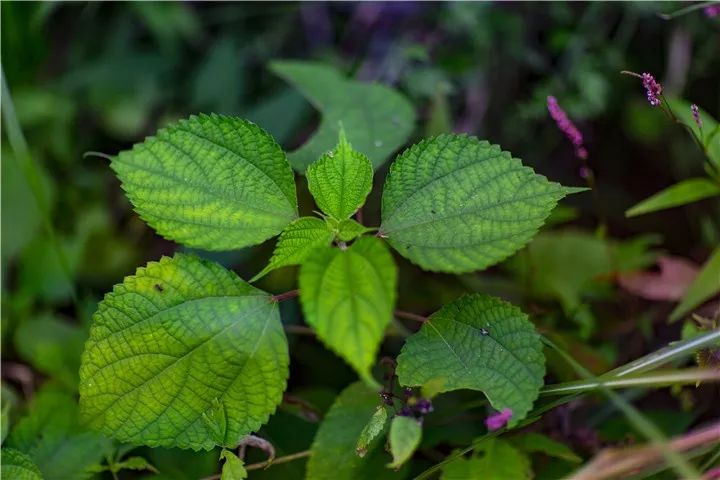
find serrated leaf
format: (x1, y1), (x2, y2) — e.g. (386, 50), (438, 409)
(510, 432), (582, 463)
(299, 238), (397, 383)
(387, 416), (422, 469)
(396, 294), (545, 425)
(307, 130), (373, 220)
(220, 449), (248, 480)
(307, 382), (387, 480)
(333, 218), (375, 242)
(79, 254), (289, 450)
(270, 61), (415, 171)
(1, 449), (43, 480)
(670, 247), (720, 322)
(625, 178), (720, 217)
(251, 217), (334, 282)
(380, 134), (581, 273)
(112, 114), (298, 251)
(442, 439), (531, 480)
(356, 406), (388, 457)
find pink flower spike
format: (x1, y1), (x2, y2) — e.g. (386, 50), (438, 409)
(691, 104), (702, 129)
(547, 96), (588, 161)
(704, 5), (720, 17)
(485, 408), (512, 431)
(641, 73), (662, 106)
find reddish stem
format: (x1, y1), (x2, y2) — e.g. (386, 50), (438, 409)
(272, 289), (300, 302)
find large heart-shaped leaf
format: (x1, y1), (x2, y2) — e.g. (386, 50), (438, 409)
(396, 294), (545, 425)
(79, 254), (289, 450)
(270, 61), (415, 172)
(112, 114), (298, 250)
(380, 134), (582, 273)
(299, 238), (397, 383)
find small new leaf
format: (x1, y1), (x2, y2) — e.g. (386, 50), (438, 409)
(307, 129), (373, 220)
(387, 416), (422, 469)
(356, 405), (388, 457)
(251, 217), (334, 282)
(299, 238), (397, 383)
(396, 294), (545, 425)
(220, 449), (248, 480)
(112, 114), (298, 251)
(335, 218), (375, 242)
(380, 134), (583, 273)
(79, 254), (289, 450)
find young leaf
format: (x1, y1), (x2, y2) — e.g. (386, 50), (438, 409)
(299, 238), (397, 383)
(356, 405), (388, 457)
(220, 449), (248, 480)
(625, 178), (720, 217)
(441, 439), (531, 480)
(307, 129), (373, 220)
(270, 61), (415, 171)
(250, 217), (334, 282)
(1, 448), (43, 480)
(510, 432), (582, 463)
(334, 218), (374, 242)
(670, 247), (720, 322)
(112, 114), (298, 251)
(387, 416), (422, 469)
(396, 294), (545, 425)
(307, 382), (387, 479)
(380, 135), (582, 273)
(79, 254), (289, 450)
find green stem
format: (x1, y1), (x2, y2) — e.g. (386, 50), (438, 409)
(658, 1), (718, 20)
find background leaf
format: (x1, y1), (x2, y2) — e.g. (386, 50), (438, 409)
(380, 134), (580, 273)
(299, 238), (397, 383)
(112, 114), (298, 251)
(670, 247), (720, 322)
(0, 448), (43, 480)
(441, 438), (531, 480)
(79, 254), (289, 450)
(306, 130), (373, 220)
(625, 178), (720, 217)
(396, 294), (545, 425)
(270, 61), (415, 171)
(387, 416), (422, 469)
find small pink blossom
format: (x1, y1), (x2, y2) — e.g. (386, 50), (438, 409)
(704, 5), (720, 17)
(704, 466), (720, 479)
(547, 96), (588, 160)
(641, 73), (663, 106)
(485, 408), (512, 431)
(691, 104), (702, 129)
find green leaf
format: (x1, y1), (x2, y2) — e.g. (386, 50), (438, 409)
(665, 98), (720, 169)
(220, 449), (248, 480)
(396, 294), (545, 425)
(79, 254), (289, 450)
(671, 247), (720, 322)
(355, 406), (388, 457)
(441, 439), (531, 480)
(387, 416), (422, 469)
(334, 218), (375, 242)
(307, 129), (374, 220)
(14, 315), (85, 389)
(270, 61), (415, 171)
(380, 135), (581, 273)
(112, 114), (298, 251)
(510, 432), (582, 463)
(625, 178), (720, 217)
(299, 238), (397, 383)
(307, 382), (389, 480)
(1, 449), (43, 480)
(250, 217), (334, 282)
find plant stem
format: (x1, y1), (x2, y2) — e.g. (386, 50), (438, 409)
(394, 310), (428, 323)
(271, 289), (299, 302)
(283, 325), (315, 336)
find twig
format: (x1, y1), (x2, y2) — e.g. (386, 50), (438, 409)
(272, 289), (299, 302)
(394, 310), (428, 323)
(283, 325), (315, 336)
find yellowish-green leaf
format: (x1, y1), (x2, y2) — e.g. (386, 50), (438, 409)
(356, 406), (388, 457)
(307, 130), (373, 220)
(270, 61), (415, 171)
(112, 114), (298, 251)
(671, 247), (720, 322)
(1, 449), (43, 480)
(327, 218), (374, 242)
(79, 254), (289, 450)
(380, 134), (582, 273)
(299, 238), (397, 383)
(251, 217), (334, 282)
(625, 178), (720, 217)
(387, 416), (422, 469)
(396, 294), (545, 425)
(220, 449), (248, 480)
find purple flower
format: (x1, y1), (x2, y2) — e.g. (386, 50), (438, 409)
(704, 5), (720, 17)
(547, 96), (588, 160)
(485, 408), (512, 431)
(691, 104), (702, 129)
(641, 73), (663, 107)
(414, 398), (433, 415)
